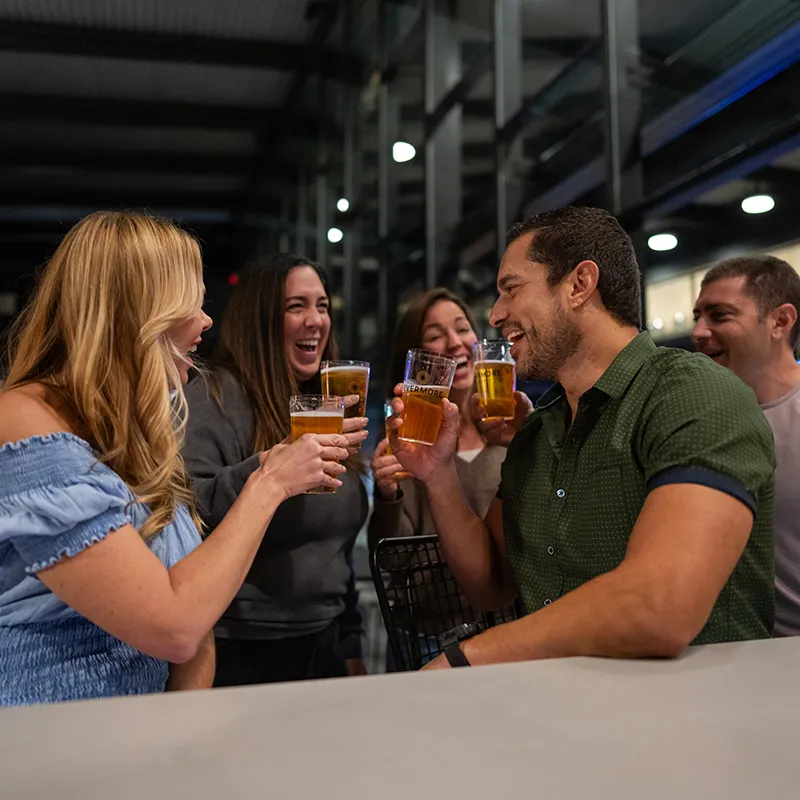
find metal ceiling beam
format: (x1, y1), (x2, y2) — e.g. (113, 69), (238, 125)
(0, 92), (328, 135)
(525, 17), (800, 216)
(0, 20), (363, 84)
(0, 187), (284, 211)
(0, 149), (267, 176)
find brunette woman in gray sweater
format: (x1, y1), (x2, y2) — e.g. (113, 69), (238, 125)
(184, 255), (369, 685)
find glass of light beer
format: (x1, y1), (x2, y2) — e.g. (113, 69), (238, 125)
(473, 339), (516, 421)
(398, 350), (457, 445)
(289, 395), (345, 494)
(384, 401), (412, 481)
(321, 360), (370, 449)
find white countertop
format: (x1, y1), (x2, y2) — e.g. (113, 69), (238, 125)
(2, 637), (799, 799)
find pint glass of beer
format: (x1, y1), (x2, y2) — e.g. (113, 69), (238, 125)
(398, 350), (457, 445)
(473, 339), (516, 421)
(384, 401), (412, 481)
(289, 395), (345, 494)
(320, 360), (370, 419)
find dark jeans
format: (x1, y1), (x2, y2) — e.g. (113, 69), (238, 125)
(213, 621), (348, 687)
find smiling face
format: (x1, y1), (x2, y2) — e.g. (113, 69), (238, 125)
(489, 232), (581, 382)
(420, 299), (479, 390)
(167, 294), (213, 385)
(283, 265), (331, 383)
(691, 276), (773, 385)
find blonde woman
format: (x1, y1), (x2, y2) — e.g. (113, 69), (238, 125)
(0, 211), (351, 706)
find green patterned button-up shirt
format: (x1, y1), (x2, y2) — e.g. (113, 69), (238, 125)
(501, 332), (775, 643)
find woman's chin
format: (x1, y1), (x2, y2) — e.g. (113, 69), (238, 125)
(290, 361), (320, 383)
(452, 375), (475, 392)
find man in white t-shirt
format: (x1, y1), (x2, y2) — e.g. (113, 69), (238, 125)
(693, 255), (800, 636)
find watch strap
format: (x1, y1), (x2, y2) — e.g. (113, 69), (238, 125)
(443, 641), (471, 668)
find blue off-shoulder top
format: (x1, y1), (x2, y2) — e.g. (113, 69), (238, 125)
(0, 433), (202, 706)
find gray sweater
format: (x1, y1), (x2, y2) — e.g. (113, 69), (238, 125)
(183, 371), (367, 659)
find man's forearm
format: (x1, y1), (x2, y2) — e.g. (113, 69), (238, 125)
(167, 630), (215, 690)
(425, 461), (509, 610)
(463, 563), (692, 665)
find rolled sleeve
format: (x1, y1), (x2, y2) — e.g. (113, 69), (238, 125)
(639, 358), (775, 515)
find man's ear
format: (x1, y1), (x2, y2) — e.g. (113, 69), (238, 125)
(567, 260), (600, 310)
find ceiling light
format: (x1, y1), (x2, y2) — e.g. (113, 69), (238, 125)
(674, 311), (686, 325)
(392, 141), (416, 163)
(327, 227), (343, 244)
(648, 233), (678, 252)
(336, 197), (350, 213)
(741, 194), (775, 214)
(652, 317), (664, 330)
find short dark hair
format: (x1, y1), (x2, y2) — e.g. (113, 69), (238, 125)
(506, 205), (642, 328)
(702, 255), (800, 347)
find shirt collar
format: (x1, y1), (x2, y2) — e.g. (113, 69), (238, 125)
(534, 382), (566, 411)
(533, 331), (656, 410)
(593, 331), (657, 399)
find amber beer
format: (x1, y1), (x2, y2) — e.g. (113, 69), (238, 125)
(475, 361), (516, 420)
(289, 395), (345, 494)
(320, 361), (370, 419)
(384, 402), (411, 481)
(398, 350), (457, 446)
(473, 340), (516, 422)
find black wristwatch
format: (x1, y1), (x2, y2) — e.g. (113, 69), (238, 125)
(439, 622), (485, 668)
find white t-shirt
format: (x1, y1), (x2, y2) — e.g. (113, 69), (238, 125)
(761, 380), (800, 637)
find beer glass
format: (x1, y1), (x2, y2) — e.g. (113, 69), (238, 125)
(289, 395), (345, 494)
(321, 360), (369, 449)
(473, 339), (516, 421)
(384, 401), (412, 481)
(398, 349), (457, 445)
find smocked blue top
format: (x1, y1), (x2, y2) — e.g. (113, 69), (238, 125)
(0, 433), (202, 706)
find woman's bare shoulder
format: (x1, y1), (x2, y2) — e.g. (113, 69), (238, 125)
(0, 384), (75, 446)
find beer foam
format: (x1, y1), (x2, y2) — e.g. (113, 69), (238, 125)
(320, 365), (369, 374)
(475, 359), (513, 365)
(290, 410), (344, 417)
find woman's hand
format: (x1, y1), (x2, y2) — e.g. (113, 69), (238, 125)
(371, 438), (407, 501)
(255, 434), (349, 499)
(469, 390), (533, 447)
(342, 394), (369, 455)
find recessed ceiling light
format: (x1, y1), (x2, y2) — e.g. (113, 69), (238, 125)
(336, 197), (350, 213)
(648, 233), (678, 252)
(392, 141), (416, 163)
(674, 311), (686, 325)
(327, 227), (343, 244)
(741, 194), (775, 214)
(652, 317), (664, 330)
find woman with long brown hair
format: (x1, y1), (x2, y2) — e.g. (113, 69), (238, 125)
(370, 288), (510, 545)
(368, 289), (530, 667)
(184, 254), (370, 685)
(0, 213), (348, 706)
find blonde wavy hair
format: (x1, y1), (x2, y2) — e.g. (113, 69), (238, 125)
(4, 211), (204, 538)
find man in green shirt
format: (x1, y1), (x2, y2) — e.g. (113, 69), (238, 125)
(390, 205), (775, 669)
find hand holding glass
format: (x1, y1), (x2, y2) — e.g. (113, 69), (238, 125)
(397, 349), (457, 445)
(289, 395), (345, 494)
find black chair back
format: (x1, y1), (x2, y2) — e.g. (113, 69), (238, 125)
(370, 535), (520, 671)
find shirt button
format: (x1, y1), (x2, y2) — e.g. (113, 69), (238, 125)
(556, 488), (566, 498)
(547, 546), (555, 555)
(544, 599), (552, 606)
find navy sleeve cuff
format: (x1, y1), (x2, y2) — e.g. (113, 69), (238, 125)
(647, 466), (756, 516)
